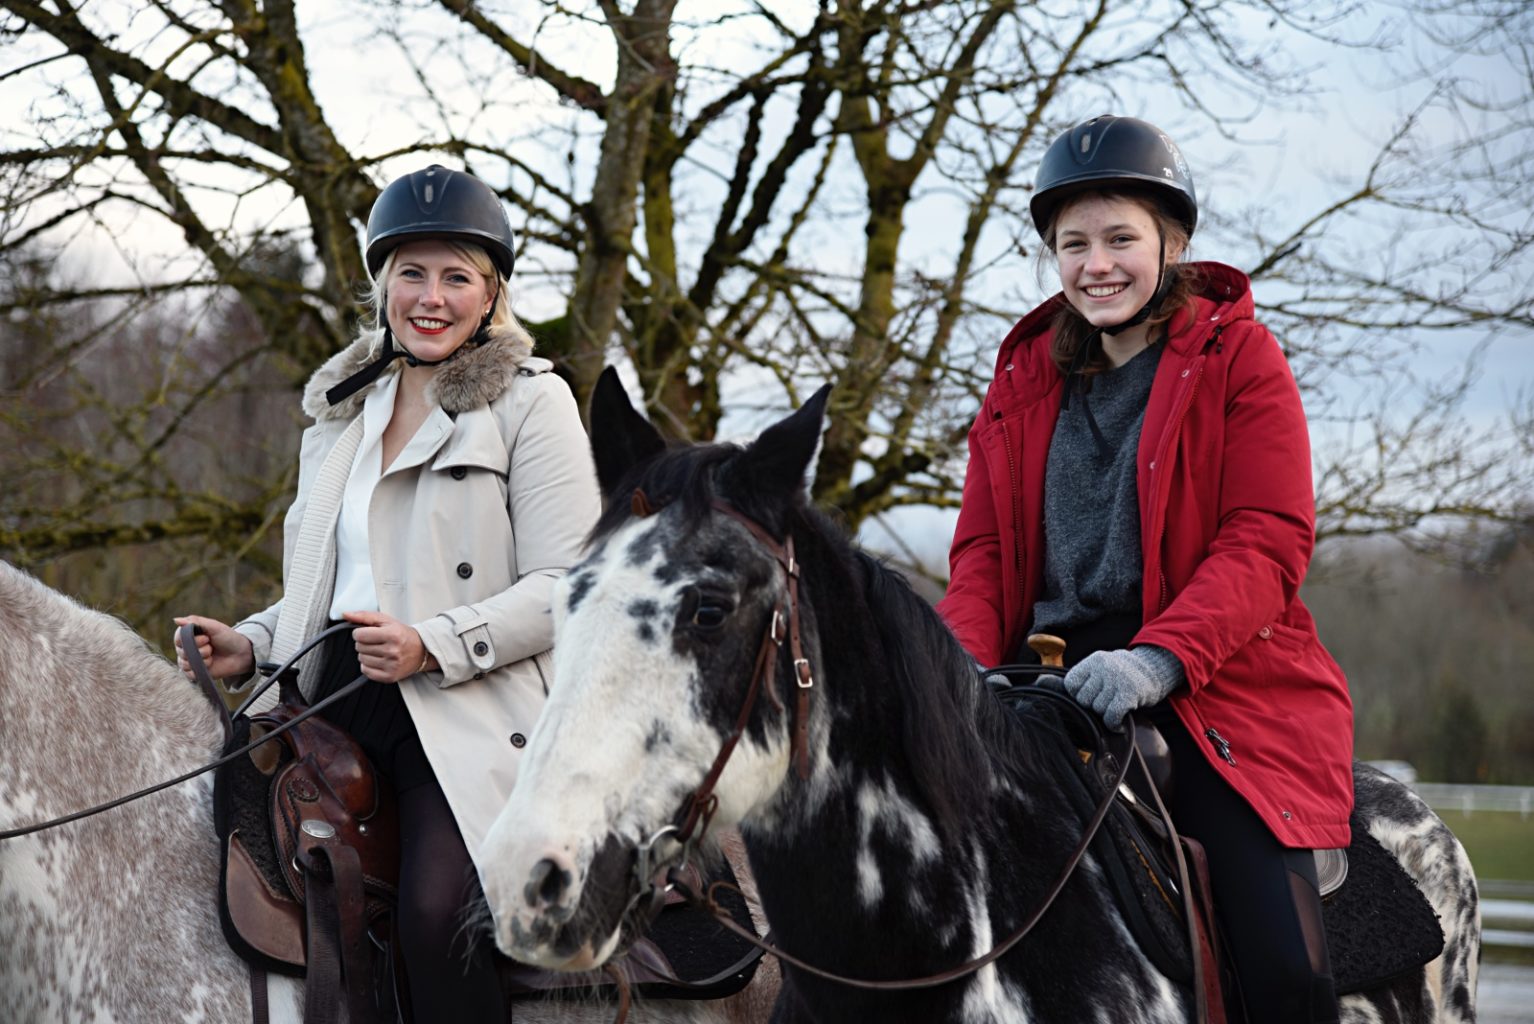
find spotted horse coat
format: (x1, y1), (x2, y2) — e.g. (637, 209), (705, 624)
(479, 369), (1480, 1024)
(0, 560), (773, 1024)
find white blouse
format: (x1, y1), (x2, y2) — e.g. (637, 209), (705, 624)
(327, 371), (399, 620)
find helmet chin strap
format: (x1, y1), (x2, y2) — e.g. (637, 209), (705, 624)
(325, 305), (495, 408)
(1060, 231), (1174, 461)
(1101, 232), (1172, 337)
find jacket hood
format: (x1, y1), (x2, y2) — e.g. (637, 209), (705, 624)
(994, 261), (1254, 402)
(303, 321), (537, 420)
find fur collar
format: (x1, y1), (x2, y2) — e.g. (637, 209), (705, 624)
(303, 324), (536, 421)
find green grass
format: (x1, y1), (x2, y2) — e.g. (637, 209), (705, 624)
(1432, 812), (1534, 964)
(1433, 810), (1534, 883)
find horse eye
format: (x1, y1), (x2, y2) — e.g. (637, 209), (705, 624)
(692, 601), (729, 629)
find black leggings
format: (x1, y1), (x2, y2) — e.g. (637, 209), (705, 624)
(1148, 703), (1338, 1024)
(395, 777), (504, 1020)
(314, 629), (505, 1022)
(1028, 616), (1339, 1023)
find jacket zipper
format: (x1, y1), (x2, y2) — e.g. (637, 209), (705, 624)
(1001, 419), (1026, 612)
(1149, 324), (1224, 614)
(1152, 363), (1203, 614)
(1205, 727), (1237, 766)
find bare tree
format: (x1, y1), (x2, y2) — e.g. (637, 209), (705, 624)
(1, 0), (1530, 624)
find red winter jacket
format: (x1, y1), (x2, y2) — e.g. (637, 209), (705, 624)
(938, 262), (1353, 849)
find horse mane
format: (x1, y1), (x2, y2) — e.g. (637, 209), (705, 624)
(809, 519), (1057, 838)
(590, 442), (742, 544)
(0, 561), (220, 760)
(592, 446), (1059, 841)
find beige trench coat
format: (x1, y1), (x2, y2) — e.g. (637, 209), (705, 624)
(234, 333), (599, 875)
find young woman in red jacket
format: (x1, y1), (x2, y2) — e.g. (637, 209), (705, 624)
(938, 115), (1351, 1023)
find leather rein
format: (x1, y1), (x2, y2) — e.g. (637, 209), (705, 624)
(628, 494), (1142, 992)
(0, 624), (369, 843)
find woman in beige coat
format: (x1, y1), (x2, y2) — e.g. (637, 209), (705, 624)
(175, 165), (599, 1020)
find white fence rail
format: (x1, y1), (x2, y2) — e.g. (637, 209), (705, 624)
(1412, 783), (1534, 818)
(1484, 899), (1534, 950)
(1408, 784), (1534, 952)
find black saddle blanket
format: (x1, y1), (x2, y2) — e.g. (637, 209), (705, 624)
(1018, 699), (1444, 997)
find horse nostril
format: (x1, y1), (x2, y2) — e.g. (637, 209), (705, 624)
(525, 857), (572, 909)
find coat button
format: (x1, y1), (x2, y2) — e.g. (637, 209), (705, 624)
(1258, 625), (1273, 639)
(1004, 363), (1014, 371)
(1180, 369), (1190, 378)
(1281, 810), (1292, 820)
(473, 640), (489, 657)
(457, 562), (473, 579)
(450, 466), (467, 480)
(510, 733), (526, 749)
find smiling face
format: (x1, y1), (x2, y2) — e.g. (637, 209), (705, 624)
(383, 239), (494, 362)
(1053, 194), (1171, 332)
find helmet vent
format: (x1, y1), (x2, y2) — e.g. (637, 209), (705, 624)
(364, 164), (516, 279)
(1029, 115), (1198, 238)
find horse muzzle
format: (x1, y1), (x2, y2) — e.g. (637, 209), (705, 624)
(486, 834), (636, 970)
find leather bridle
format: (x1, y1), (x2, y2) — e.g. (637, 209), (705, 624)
(667, 498), (815, 845)
(623, 493), (1149, 995)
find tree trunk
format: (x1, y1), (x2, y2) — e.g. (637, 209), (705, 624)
(567, 0), (678, 409)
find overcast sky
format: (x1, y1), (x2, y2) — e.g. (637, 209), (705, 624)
(4, 1), (1528, 567)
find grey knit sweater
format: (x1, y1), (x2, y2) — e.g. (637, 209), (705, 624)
(1029, 343), (1162, 637)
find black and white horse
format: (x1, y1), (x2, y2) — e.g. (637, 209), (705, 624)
(479, 371), (1480, 1023)
(0, 559), (774, 1023)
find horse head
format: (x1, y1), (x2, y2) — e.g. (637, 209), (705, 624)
(479, 369), (830, 971)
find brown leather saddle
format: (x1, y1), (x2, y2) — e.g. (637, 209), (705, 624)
(211, 667), (764, 1024)
(213, 669), (400, 1024)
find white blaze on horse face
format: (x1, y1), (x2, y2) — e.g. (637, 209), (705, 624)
(480, 515), (793, 966)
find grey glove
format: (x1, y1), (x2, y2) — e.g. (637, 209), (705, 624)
(1062, 646), (1184, 730)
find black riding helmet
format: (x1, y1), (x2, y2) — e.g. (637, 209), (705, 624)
(324, 166), (515, 407)
(1030, 114), (1199, 343)
(1029, 115), (1197, 241)
(364, 164), (515, 280)
(1033, 117), (1199, 452)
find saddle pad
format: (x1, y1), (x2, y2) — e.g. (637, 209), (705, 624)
(221, 717), (291, 901)
(639, 879), (764, 997)
(1326, 814), (1445, 995)
(1051, 723), (1194, 985)
(214, 715), (307, 976)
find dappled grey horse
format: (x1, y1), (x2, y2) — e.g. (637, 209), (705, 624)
(480, 371), (1480, 1023)
(0, 559), (773, 1023)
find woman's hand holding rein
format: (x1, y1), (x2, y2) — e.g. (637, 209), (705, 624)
(343, 608), (436, 682)
(172, 615), (255, 682)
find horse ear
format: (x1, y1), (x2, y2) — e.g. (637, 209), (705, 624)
(588, 367), (664, 497)
(731, 384), (832, 501)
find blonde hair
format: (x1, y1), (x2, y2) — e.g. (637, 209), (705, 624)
(359, 240), (529, 358)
